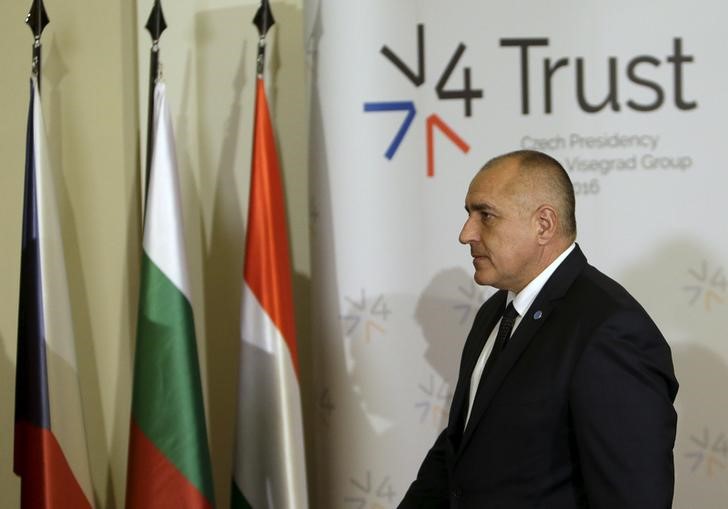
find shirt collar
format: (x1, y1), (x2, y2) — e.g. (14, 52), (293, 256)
(507, 243), (576, 316)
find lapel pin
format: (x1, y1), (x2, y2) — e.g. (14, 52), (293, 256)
(533, 310), (543, 320)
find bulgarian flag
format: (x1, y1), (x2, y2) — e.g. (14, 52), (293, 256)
(126, 82), (215, 509)
(231, 74), (308, 507)
(14, 77), (95, 509)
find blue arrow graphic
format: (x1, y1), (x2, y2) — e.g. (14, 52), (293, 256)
(363, 101), (416, 160)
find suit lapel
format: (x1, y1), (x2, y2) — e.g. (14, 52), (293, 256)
(446, 290), (507, 446)
(455, 245), (589, 461)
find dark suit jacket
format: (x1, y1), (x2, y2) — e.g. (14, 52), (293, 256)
(400, 245), (678, 509)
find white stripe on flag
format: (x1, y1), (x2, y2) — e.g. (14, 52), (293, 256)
(235, 282), (308, 508)
(144, 82), (191, 299)
(32, 78), (95, 505)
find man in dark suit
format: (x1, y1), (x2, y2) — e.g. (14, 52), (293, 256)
(400, 150), (678, 509)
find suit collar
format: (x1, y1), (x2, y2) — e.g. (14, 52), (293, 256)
(454, 244), (588, 461)
(511, 243), (576, 316)
(531, 243), (587, 304)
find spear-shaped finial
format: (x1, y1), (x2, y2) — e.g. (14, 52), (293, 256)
(25, 0), (49, 86)
(253, 0), (275, 76)
(25, 0), (49, 39)
(253, 0), (275, 37)
(145, 0), (167, 44)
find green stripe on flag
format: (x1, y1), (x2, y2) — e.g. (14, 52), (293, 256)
(131, 252), (214, 503)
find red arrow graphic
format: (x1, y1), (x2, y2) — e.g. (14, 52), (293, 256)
(426, 114), (469, 177)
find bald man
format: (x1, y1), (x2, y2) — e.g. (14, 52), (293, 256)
(399, 150), (678, 509)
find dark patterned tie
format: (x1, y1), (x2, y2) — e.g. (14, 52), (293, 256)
(487, 302), (518, 367)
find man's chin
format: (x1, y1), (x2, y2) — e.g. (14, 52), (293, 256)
(473, 271), (493, 287)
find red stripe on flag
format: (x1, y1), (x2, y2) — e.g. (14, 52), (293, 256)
(126, 421), (213, 509)
(243, 78), (299, 376)
(13, 420), (92, 509)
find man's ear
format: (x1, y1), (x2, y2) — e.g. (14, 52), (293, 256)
(535, 205), (558, 244)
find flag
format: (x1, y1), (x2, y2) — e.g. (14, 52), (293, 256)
(14, 78), (95, 508)
(231, 77), (308, 508)
(126, 82), (215, 509)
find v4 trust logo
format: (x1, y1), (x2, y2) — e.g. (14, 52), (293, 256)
(363, 24), (480, 177)
(364, 25), (698, 178)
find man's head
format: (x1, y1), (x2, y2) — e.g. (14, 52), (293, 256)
(459, 150), (576, 292)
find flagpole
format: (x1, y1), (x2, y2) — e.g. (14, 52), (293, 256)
(253, 0), (275, 77)
(25, 0), (49, 92)
(144, 0), (167, 207)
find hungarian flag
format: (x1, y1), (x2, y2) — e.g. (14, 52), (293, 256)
(126, 82), (215, 509)
(14, 78), (95, 508)
(231, 77), (308, 508)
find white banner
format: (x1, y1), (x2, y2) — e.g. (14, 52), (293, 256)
(307, 1), (728, 507)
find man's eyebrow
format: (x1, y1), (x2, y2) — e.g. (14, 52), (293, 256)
(465, 201), (497, 213)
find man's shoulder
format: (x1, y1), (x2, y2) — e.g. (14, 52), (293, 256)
(575, 263), (640, 306)
(567, 263), (660, 331)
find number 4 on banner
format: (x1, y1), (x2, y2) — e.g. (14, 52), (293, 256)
(426, 114), (469, 177)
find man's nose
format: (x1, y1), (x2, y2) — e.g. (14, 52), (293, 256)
(459, 216), (476, 245)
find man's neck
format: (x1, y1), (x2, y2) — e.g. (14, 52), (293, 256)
(513, 240), (575, 293)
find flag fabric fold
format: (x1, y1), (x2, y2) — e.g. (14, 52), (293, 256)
(14, 77), (95, 509)
(231, 77), (308, 508)
(126, 82), (215, 509)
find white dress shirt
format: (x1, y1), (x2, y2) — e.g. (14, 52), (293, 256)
(464, 243), (576, 428)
